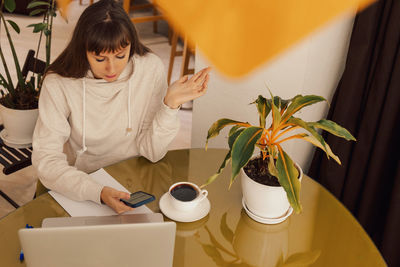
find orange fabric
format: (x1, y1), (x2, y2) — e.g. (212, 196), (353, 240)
(56, 0), (71, 18)
(57, 0), (376, 77)
(156, 0), (376, 77)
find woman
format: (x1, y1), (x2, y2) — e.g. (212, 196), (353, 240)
(32, 0), (210, 214)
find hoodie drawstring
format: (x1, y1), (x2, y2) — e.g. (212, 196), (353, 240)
(126, 79), (132, 136)
(78, 78), (132, 157)
(78, 79), (88, 155)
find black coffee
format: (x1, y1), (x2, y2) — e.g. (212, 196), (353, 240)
(171, 184), (198, 202)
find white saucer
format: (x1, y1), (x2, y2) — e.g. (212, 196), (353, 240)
(159, 192), (211, 223)
(0, 129), (32, 148)
(242, 198), (293, 224)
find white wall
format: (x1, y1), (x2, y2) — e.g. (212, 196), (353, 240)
(192, 10), (356, 173)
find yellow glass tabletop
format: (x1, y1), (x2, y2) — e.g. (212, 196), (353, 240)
(0, 149), (387, 266)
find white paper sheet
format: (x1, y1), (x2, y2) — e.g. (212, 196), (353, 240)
(49, 168), (152, 217)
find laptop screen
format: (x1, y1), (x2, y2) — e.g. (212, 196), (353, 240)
(19, 222), (176, 267)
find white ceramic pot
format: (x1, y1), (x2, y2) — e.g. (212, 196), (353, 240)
(240, 160), (303, 220)
(0, 104), (39, 148)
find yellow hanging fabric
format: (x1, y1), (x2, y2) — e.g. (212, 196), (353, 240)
(155, 0), (375, 77)
(56, 0), (71, 18)
(57, 0), (375, 77)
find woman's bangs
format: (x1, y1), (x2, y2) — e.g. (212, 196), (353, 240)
(86, 23), (131, 54)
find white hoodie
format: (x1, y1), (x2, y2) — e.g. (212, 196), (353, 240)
(32, 53), (180, 204)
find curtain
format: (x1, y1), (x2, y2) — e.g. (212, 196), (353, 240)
(308, 0), (400, 265)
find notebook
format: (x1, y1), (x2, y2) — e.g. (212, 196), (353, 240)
(18, 221), (176, 267)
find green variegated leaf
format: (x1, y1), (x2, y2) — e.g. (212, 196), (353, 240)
(270, 94), (281, 131)
(268, 156), (278, 177)
(276, 133), (308, 144)
(27, 1), (50, 9)
(266, 145), (276, 159)
(202, 151), (231, 187)
(277, 96), (292, 111)
(276, 148), (301, 213)
(251, 95), (270, 128)
(300, 135), (341, 164)
(270, 95), (290, 110)
(206, 118), (249, 149)
(228, 125), (241, 136)
(309, 119), (356, 141)
(220, 213), (234, 244)
(4, 0), (16, 12)
(231, 127), (263, 187)
(271, 96), (281, 108)
(6, 20), (20, 34)
(281, 95), (326, 123)
(288, 117), (327, 152)
(250, 94), (292, 129)
(228, 128), (244, 149)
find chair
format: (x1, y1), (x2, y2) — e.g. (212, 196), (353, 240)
(21, 49), (46, 79)
(0, 129), (32, 208)
(166, 32), (195, 110)
(0, 188), (19, 209)
(123, 0), (163, 33)
(167, 31), (195, 85)
(0, 50), (45, 208)
(0, 127), (33, 176)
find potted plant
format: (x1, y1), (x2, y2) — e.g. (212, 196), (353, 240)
(0, 0), (55, 147)
(204, 92), (356, 222)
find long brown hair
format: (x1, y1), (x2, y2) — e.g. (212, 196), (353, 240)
(47, 0), (150, 78)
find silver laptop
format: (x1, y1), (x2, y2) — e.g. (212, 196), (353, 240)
(42, 213), (164, 227)
(19, 220), (176, 267)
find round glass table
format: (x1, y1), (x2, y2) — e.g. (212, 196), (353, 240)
(0, 149), (387, 266)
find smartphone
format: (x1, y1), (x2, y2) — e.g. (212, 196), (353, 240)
(120, 191), (155, 208)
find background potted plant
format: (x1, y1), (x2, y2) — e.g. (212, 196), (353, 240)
(0, 0), (55, 147)
(204, 92), (356, 223)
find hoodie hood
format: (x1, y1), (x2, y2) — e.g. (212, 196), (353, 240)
(77, 56), (136, 157)
(83, 56), (135, 99)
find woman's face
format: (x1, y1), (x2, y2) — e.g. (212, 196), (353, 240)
(86, 44), (131, 82)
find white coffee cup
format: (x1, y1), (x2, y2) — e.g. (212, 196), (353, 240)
(168, 182), (208, 212)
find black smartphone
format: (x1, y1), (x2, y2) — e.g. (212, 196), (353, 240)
(120, 191), (155, 208)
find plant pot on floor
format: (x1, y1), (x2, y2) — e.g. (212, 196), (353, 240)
(0, 104), (38, 148)
(240, 159), (303, 224)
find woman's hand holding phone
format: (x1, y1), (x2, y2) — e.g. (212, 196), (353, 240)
(120, 191), (155, 208)
(100, 186), (134, 214)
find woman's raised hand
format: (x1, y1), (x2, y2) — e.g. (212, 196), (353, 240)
(163, 67), (211, 109)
